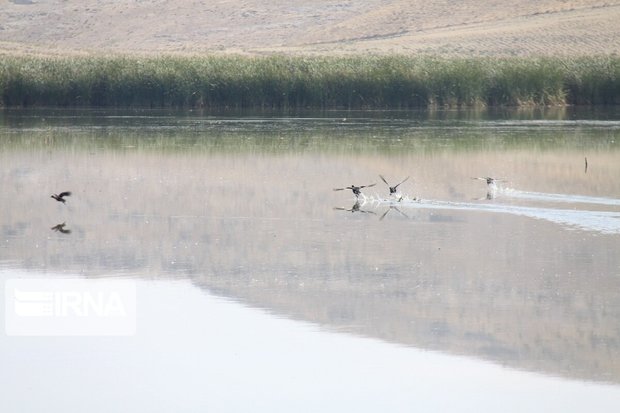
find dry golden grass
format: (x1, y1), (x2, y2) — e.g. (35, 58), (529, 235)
(1, 0), (619, 56)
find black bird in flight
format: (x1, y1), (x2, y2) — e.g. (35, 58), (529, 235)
(51, 191), (71, 203)
(333, 183), (376, 198)
(379, 175), (409, 195)
(51, 222), (71, 234)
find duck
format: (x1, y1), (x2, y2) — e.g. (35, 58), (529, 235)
(473, 177), (504, 186)
(472, 177), (504, 200)
(379, 175), (409, 195)
(51, 191), (71, 203)
(333, 183), (376, 198)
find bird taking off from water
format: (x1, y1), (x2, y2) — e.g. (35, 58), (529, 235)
(379, 175), (409, 195)
(472, 177), (504, 200)
(333, 183), (376, 198)
(51, 191), (72, 203)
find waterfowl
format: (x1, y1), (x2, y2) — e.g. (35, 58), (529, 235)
(472, 177), (504, 200)
(472, 177), (504, 186)
(379, 175), (409, 195)
(51, 191), (71, 203)
(333, 183), (376, 198)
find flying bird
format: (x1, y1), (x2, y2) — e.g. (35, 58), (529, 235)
(379, 175), (409, 195)
(333, 183), (376, 198)
(51, 191), (72, 203)
(472, 177), (504, 200)
(472, 177), (504, 186)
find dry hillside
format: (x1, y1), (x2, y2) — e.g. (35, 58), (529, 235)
(1, 0), (619, 56)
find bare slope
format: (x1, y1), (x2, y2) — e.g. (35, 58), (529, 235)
(1, 0), (619, 56)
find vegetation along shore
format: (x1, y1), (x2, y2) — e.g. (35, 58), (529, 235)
(0, 54), (618, 109)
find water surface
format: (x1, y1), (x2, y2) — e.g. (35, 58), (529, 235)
(1, 108), (619, 411)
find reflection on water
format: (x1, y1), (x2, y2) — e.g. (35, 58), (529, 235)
(354, 193), (620, 234)
(503, 187), (620, 207)
(50, 222), (72, 234)
(1, 108), (620, 408)
(2, 275), (619, 413)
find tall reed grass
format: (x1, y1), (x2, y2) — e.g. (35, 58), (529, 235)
(0, 54), (618, 108)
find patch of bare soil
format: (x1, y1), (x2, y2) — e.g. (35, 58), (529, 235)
(1, 0), (619, 56)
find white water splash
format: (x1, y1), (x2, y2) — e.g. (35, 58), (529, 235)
(358, 193), (620, 235)
(501, 188), (620, 207)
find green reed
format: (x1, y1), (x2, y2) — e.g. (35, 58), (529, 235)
(0, 54), (618, 108)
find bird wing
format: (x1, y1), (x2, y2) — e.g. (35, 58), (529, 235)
(379, 175), (389, 185)
(394, 176), (410, 188)
(361, 183), (376, 189)
(333, 188), (346, 191)
(58, 191), (72, 198)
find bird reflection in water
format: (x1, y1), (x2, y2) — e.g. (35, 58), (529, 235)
(51, 222), (71, 234)
(334, 201), (411, 221)
(333, 201), (376, 215)
(379, 205), (409, 221)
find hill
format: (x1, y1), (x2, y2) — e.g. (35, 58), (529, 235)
(1, 0), (619, 56)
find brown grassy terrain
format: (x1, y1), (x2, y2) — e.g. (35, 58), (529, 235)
(1, 0), (619, 56)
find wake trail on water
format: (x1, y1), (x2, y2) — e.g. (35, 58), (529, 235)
(356, 193), (620, 235)
(500, 188), (620, 207)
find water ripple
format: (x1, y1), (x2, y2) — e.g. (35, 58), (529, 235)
(501, 188), (620, 207)
(362, 195), (620, 235)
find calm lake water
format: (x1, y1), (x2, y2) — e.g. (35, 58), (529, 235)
(1, 107), (620, 412)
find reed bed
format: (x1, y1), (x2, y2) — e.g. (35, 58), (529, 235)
(0, 54), (618, 108)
